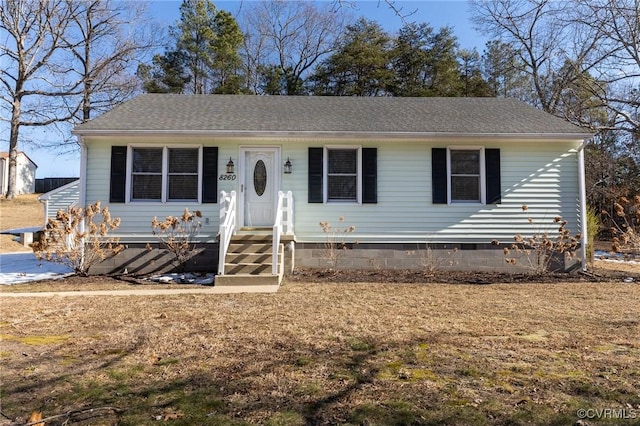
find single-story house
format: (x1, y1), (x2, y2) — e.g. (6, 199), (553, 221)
(72, 95), (592, 280)
(0, 151), (37, 196)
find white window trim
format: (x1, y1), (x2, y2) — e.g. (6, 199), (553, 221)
(323, 145), (362, 204)
(447, 146), (485, 205)
(126, 145), (203, 204)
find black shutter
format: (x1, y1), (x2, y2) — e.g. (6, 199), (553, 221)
(432, 148), (447, 204)
(362, 148), (377, 204)
(202, 147), (218, 203)
(485, 148), (501, 204)
(109, 146), (127, 203)
(308, 147), (323, 203)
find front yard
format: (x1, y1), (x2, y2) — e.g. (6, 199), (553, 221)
(1, 281), (639, 425)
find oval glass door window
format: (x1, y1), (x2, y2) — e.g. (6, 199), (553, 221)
(253, 159), (267, 196)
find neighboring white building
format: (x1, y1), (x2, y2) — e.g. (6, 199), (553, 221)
(0, 152), (37, 196)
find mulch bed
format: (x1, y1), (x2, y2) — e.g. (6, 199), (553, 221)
(2, 265), (637, 294)
(287, 266), (639, 284)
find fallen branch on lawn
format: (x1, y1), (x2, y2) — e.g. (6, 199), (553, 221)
(12, 406), (124, 426)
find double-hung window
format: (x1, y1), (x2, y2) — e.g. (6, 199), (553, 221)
(129, 146), (200, 202)
(168, 148), (199, 200)
(308, 146), (377, 204)
(326, 147), (360, 202)
(432, 146), (500, 205)
(131, 148), (163, 200)
(449, 148), (483, 203)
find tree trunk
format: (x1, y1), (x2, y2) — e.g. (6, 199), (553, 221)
(6, 97), (21, 200)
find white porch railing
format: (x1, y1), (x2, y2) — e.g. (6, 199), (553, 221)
(272, 191), (294, 275)
(218, 190), (237, 274)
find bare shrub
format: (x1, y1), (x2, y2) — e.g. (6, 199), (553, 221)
(31, 201), (123, 276)
(150, 209), (203, 271)
(407, 243), (459, 277)
(603, 195), (640, 255)
(495, 205), (581, 274)
(319, 217), (355, 269)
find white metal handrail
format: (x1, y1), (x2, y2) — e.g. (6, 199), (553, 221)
(283, 191), (294, 236)
(272, 191), (293, 275)
(218, 190), (237, 274)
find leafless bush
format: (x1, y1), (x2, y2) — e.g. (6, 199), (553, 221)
(603, 195), (640, 254)
(420, 244), (459, 277)
(495, 205), (581, 274)
(407, 243), (459, 277)
(31, 201), (123, 276)
(150, 209), (203, 271)
(319, 217), (355, 269)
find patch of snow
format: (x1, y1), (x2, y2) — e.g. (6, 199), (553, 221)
(146, 273), (215, 285)
(0, 252), (73, 285)
(594, 250), (640, 265)
(0, 253), (215, 286)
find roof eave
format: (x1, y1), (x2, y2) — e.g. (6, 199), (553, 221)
(72, 129), (593, 141)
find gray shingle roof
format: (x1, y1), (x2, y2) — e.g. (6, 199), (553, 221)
(74, 94), (591, 137)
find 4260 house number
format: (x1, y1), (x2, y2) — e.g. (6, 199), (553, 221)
(219, 174), (237, 181)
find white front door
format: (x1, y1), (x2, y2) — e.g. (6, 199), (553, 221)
(241, 148), (279, 227)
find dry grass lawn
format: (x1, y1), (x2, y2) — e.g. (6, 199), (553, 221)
(0, 194), (44, 253)
(1, 281), (639, 425)
(2, 193), (640, 425)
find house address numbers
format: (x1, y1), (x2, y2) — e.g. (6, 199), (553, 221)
(219, 174), (237, 181)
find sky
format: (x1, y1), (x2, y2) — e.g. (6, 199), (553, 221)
(20, 0), (487, 180)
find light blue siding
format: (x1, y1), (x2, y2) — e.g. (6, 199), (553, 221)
(85, 142), (220, 242)
(83, 136), (582, 245)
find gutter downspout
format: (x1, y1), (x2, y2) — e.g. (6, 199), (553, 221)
(78, 136), (88, 246)
(577, 139), (589, 272)
(78, 136), (87, 210)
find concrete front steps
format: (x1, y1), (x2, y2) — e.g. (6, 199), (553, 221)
(215, 230), (284, 287)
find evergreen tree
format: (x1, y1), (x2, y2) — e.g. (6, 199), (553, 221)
(137, 52), (190, 93)
(426, 26), (462, 96)
(311, 18), (393, 96)
(256, 65), (286, 96)
(459, 49), (491, 96)
(390, 23), (472, 97)
(389, 23), (434, 96)
(210, 10), (244, 93)
(173, 0), (218, 94)
(481, 40), (528, 99)
(139, 0), (243, 94)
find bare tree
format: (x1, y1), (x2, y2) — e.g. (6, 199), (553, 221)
(65, 0), (157, 124)
(472, 0), (640, 221)
(242, 1), (345, 95)
(0, 0), (81, 199)
(580, 0), (640, 142)
(470, 0), (606, 120)
(241, 19), (270, 94)
(332, 0), (417, 23)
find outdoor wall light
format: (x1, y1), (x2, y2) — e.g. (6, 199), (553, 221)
(284, 157), (292, 174)
(226, 157), (235, 174)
